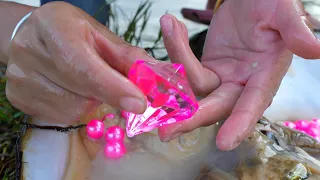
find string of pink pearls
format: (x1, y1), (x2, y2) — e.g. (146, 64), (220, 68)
(86, 113), (126, 159)
(283, 119), (320, 142)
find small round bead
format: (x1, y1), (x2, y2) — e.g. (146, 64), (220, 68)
(294, 120), (310, 131)
(312, 119), (320, 126)
(102, 113), (115, 121)
(105, 126), (125, 141)
(306, 126), (320, 137)
(120, 111), (129, 119)
(86, 119), (105, 139)
(284, 121), (296, 129)
(104, 140), (126, 159)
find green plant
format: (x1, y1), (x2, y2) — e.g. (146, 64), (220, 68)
(108, 0), (168, 60)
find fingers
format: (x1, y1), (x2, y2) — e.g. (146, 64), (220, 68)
(181, 8), (213, 25)
(158, 82), (243, 142)
(216, 50), (292, 151)
(5, 63), (98, 124)
(160, 14), (220, 96)
(272, 0), (320, 59)
(32, 17), (149, 114)
(30, 6), (149, 114)
(51, 42), (147, 114)
(92, 23), (156, 76)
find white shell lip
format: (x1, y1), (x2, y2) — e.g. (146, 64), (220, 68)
(22, 119), (70, 180)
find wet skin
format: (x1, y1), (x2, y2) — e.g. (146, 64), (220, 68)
(158, 0), (320, 151)
(2, 0), (320, 151)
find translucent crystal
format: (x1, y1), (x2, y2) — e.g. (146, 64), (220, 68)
(124, 60), (199, 137)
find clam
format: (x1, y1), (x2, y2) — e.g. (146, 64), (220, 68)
(21, 103), (218, 180)
(19, 48), (320, 179)
(197, 119), (320, 180)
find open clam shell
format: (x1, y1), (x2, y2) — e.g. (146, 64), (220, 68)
(20, 104), (218, 180)
(20, 32), (320, 180)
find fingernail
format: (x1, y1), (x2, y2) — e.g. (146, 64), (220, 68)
(119, 97), (145, 113)
(160, 16), (173, 36)
(162, 132), (183, 142)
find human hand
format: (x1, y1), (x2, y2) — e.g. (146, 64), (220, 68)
(158, 0), (320, 151)
(6, 2), (154, 124)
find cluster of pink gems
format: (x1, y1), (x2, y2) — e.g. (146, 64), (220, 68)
(86, 114), (126, 159)
(123, 60), (199, 137)
(283, 119), (320, 142)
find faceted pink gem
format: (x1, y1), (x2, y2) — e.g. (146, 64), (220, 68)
(102, 113), (115, 121)
(104, 140), (126, 159)
(105, 126), (125, 141)
(283, 121), (296, 129)
(86, 119), (105, 139)
(125, 60), (199, 137)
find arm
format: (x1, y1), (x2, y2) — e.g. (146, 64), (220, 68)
(0, 2), (36, 65)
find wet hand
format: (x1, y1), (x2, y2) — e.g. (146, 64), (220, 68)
(158, 0), (320, 151)
(6, 2), (153, 124)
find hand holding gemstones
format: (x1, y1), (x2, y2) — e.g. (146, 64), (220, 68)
(4, 2), (152, 124)
(158, 0), (320, 151)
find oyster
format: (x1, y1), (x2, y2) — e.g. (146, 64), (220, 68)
(301, 0), (320, 30)
(20, 38), (320, 179)
(197, 119), (320, 180)
(21, 103), (217, 180)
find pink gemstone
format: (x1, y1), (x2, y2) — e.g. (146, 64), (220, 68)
(102, 113), (115, 121)
(105, 126), (125, 141)
(104, 140), (126, 159)
(294, 120), (310, 131)
(312, 119), (320, 126)
(124, 60), (199, 137)
(306, 126), (319, 136)
(86, 119), (105, 139)
(283, 121), (296, 129)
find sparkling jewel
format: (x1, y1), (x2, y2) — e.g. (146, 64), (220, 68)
(124, 60), (199, 137)
(104, 140), (126, 159)
(105, 126), (125, 141)
(86, 119), (105, 139)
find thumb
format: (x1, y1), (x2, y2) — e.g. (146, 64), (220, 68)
(272, 0), (320, 59)
(160, 14), (219, 96)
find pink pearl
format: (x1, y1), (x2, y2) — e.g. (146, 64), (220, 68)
(299, 130), (308, 135)
(294, 120), (310, 131)
(120, 111), (128, 119)
(284, 121), (296, 129)
(305, 127), (320, 138)
(105, 126), (125, 141)
(104, 140), (126, 159)
(86, 119), (105, 139)
(102, 113), (115, 121)
(312, 119), (320, 126)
